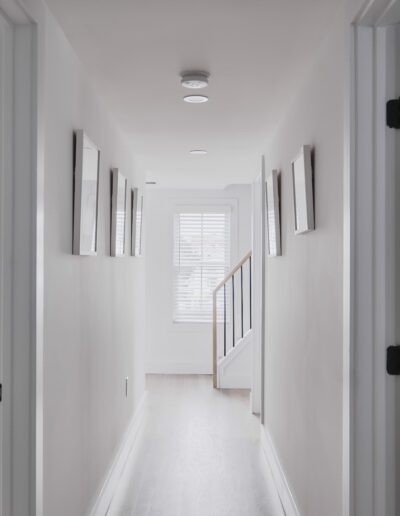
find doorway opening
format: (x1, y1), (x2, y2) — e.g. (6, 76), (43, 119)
(347, 2), (400, 514)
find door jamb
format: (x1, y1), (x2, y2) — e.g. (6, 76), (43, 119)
(0, 0), (45, 515)
(251, 159), (266, 418)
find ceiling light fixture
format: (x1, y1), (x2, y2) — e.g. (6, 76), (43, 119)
(181, 72), (209, 89)
(183, 95), (209, 103)
(190, 149), (207, 155)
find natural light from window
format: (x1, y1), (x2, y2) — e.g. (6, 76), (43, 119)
(173, 206), (231, 323)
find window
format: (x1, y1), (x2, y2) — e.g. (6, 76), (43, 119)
(173, 206), (231, 323)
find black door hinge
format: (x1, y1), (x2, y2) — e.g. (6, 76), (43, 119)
(0, 383), (2, 402)
(387, 346), (400, 375)
(386, 98), (400, 128)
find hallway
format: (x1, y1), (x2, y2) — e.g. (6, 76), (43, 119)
(3, 0), (395, 514)
(108, 376), (284, 516)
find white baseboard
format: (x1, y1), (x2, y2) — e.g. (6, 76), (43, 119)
(260, 426), (301, 516)
(145, 361), (212, 374)
(87, 392), (147, 516)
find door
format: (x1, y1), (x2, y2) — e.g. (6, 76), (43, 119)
(383, 22), (400, 516)
(251, 159), (265, 418)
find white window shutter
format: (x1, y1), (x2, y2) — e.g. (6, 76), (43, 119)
(173, 206), (231, 323)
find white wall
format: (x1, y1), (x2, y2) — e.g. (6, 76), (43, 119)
(262, 4), (353, 516)
(42, 8), (146, 516)
(145, 185), (251, 374)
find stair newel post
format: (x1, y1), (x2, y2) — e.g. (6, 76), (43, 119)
(223, 283), (227, 357)
(249, 255), (252, 330)
(240, 265), (244, 338)
(232, 274), (235, 349)
(212, 289), (217, 388)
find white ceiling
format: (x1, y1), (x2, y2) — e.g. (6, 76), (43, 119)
(45, 0), (340, 188)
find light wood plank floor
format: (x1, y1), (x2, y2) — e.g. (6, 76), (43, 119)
(107, 375), (284, 516)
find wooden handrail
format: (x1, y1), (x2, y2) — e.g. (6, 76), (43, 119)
(213, 250), (252, 294)
(212, 250), (252, 388)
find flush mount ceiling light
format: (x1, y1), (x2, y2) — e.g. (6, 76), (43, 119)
(181, 72), (209, 89)
(190, 149), (207, 155)
(183, 95), (209, 103)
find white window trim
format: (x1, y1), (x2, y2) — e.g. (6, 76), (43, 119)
(169, 198), (238, 328)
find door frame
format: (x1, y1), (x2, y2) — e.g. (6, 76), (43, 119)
(251, 158), (266, 418)
(346, 1), (400, 515)
(0, 0), (45, 514)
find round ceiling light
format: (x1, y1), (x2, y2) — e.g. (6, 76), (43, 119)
(181, 72), (209, 89)
(183, 95), (209, 103)
(190, 149), (207, 155)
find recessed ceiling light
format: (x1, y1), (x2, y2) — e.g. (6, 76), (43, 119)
(181, 72), (209, 89)
(183, 95), (209, 103)
(145, 181), (157, 185)
(190, 149), (208, 155)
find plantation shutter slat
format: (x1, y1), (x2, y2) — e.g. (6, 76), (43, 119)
(173, 207), (231, 323)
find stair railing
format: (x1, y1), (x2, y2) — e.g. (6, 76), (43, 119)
(212, 251), (252, 388)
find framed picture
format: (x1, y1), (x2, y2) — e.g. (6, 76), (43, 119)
(131, 187), (143, 256)
(266, 170), (281, 256)
(73, 130), (100, 256)
(111, 168), (127, 257)
(291, 145), (315, 234)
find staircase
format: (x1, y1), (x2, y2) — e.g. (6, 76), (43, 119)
(212, 251), (253, 388)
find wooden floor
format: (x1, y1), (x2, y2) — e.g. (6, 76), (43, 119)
(107, 375), (284, 516)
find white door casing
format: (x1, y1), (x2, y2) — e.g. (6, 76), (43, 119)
(251, 159), (266, 418)
(347, 2), (400, 515)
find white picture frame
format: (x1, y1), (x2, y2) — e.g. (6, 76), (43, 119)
(111, 168), (127, 257)
(266, 170), (281, 256)
(73, 130), (100, 256)
(131, 187), (143, 256)
(291, 145), (315, 234)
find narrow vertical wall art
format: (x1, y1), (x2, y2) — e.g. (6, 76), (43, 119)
(73, 130), (100, 256)
(131, 187), (144, 256)
(266, 169), (281, 256)
(110, 168), (127, 257)
(291, 145), (315, 234)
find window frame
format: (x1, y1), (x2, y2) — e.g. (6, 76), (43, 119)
(171, 199), (238, 326)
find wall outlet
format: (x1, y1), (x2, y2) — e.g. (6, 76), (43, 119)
(125, 377), (129, 397)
